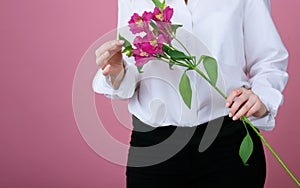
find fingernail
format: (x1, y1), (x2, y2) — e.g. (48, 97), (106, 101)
(228, 113), (232, 118)
(225, 102), (229, 108)
(232, 116), (237, 121)
(118, 40), (125, 45)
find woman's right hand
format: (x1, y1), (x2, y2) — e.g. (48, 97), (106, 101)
(95, 40), (125, 89)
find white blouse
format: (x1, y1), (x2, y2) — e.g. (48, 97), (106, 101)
(93, 0), (288, 131)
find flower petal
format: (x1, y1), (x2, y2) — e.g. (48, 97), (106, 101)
(163, 6), (174, 23)
(142, 11), (153, 21)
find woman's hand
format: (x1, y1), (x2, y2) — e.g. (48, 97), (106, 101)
(226, 87), (268, 121)
(95, 40), (125, 89)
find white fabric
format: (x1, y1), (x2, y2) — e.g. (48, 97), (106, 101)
(93, 0), (288, 131)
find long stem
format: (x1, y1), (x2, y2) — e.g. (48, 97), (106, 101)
(193, 67), (227, 99)
(243, 116), (300, 187)
(193, 66), (300, 187)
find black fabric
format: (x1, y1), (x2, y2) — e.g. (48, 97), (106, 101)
(126, 115), (266, 188)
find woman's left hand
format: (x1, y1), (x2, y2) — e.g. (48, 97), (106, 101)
(226, 87), (268, 121)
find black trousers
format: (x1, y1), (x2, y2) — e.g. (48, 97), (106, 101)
(126, 115), (266, 188)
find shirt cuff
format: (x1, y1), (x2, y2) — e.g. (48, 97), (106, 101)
(248, 111), (275, 131)
(249, 85), (283, 131)
(92, 60), (139, 100)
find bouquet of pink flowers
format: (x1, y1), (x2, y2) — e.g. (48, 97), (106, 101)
(119, 0), (299, 186)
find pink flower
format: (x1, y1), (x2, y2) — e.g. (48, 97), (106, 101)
(163, 6), (174, 23)
(142, 11), (154, 22)
(132, 49), (155, 67)
(152, 6), (174, 44)
(127, 6), (175, 66)
(153, 6), (174, 23)
(132, 34), (164, 66)
(128, 12), (153, 34)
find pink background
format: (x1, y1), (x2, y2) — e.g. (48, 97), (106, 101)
(0, 0), (299, 187)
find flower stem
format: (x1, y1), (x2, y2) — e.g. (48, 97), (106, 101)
(242, 116), (300, 187)
(193, 67), (227, 99)
(193, 66), (300, 187)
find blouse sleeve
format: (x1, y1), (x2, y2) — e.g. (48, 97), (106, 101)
(92, 0), (140, 100)
(243, 0), (289, 131)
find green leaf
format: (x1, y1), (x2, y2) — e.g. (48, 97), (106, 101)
(179, 71), (192, 109)
(167, 49), (193, 61)
(152, 0), (163, 10)
(171, 24), (183, 35)
(162, 44), (172, 52)
(169, 49), (187, 60)
(203, 56), (218, 86)
(123, 47), (133, 57)
(239, 132), (254, 166)
(239, 119), (254, 166)
(162, 0), (166, 9)
(196, 55), (205, 66)
(118, 34), (132, 49)
(119, 34), (133, 57)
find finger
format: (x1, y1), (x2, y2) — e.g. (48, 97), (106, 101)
(95, 40), (124, 57)
(229, 92), (249, 118)
(226, 88), (244, 108)
(96, 47), (123, 68)
(102, 64), (124, 77)
(245, 95), (266, 117)
(102, 64), (111, 76)
(245, 101), (261, 118)
(95, 41), (111, 57)
(96, 41), (123, 63)
(96, 51), (110, 67)
(95, 40), (123, 57)
(232, 97), (256, 121)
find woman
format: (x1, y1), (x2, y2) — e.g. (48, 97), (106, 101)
(93, 0), (288, 187)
